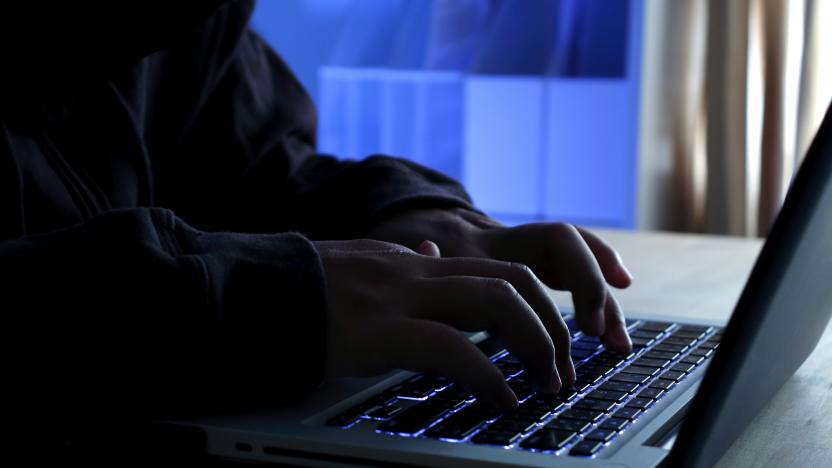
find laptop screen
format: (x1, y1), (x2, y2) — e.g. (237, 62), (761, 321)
(668, 103), (832, 467)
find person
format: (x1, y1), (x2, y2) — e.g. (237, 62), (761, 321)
(0, 0), (632, 456)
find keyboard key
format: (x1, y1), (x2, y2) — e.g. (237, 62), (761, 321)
(470, 428), (523, 446)
(570, 381), (592, 393)
(612, 407), (642, 420)
(377, 400), (459, 434)
(680, 355), (705, 366)
(599, 417), (630, 431)
(653, 343), (689, 353)
(677, 325), (712, 334)
(637, 388), (665, 400)
(527, 394), (566, 414)
(391, 374), (449, 399)
(558, 387), (580, 401)
(326, 393), (397, 427)
(511, 408), (552, 425)
(630, 329), (664, 340)
(424, 405), (488, 440)
(630, 337), (655, 348)
(559, 408), (604, 422)
(547, 418), (591, 433)
(573, 338), (602, 350)
(643, 350), (680, 361)
(649, 379), (676, 391)
(326, 410), (364, 428)
(586, 389), (629, 403)
(621, 365), (661, 377)
(633, 357), (670, 368)
(432, 386), (474, 406)
(581, 363), (615, 376)
(574, 371), (604, 385)
(610, 373), (650, 385)
(592, 354), (626, 368)
(598, 381), (639, 394)
(502, 405), (550, 425)
(487, 418), (537, 436)
(672, 329), (708, 340)
(626, 398), (653, 410)
(671, 362), (696, 374)
(569, 439), (604, 456)
(636, 321), (675, 333)
(661, 370), (686, 381)
(573, 399), (617, 413)
(585, 428), (617, 442)
(465, 401), (503, 421)
(664, 336), (698, 346)
(698, 341), (719, 350)
(597, 349), (637, 361)
(689, 347), (714, 358)
(520, 429), (576, 451)
(366, 404), (403, 420)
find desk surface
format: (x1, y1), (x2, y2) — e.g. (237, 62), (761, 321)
(551, 230), (832, 467)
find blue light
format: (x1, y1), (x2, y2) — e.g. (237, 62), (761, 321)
(253, 0), (644, 229)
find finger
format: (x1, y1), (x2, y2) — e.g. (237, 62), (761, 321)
(416, 240), (441, 257)
(410, 275), (566, 391)
(540, 224), (608, 337)
(424, 258), (575, 388)
(476, 224), (609, 337)
(315, 238), (415, 255)
(599, 291), (632, 353)
(382, 318), (518, 410)
(575, 227), (632, 288)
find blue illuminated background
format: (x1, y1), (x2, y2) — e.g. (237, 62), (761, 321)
(252, 0), (642, 228)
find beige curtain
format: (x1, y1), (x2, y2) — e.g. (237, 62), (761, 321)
(660, 0), (831, 237)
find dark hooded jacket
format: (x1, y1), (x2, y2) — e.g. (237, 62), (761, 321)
(0, 0), (474, 453)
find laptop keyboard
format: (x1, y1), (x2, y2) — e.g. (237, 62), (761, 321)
(326, 318), (722, 458)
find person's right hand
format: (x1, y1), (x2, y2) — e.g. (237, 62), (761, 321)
(315, 239), (575, 410)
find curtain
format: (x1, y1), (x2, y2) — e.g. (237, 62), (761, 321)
(654, 0), (831, 237)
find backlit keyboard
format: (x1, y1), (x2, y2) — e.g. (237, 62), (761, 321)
(325, 318), (722, 458)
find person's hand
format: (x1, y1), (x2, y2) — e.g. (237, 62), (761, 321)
(367, 208), (633, 353)
(315, 239), (575, 410)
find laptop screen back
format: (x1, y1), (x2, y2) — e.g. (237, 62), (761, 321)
(668, 103), (832, 468)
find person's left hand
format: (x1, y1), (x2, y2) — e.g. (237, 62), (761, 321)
(367, 207), (633, 353)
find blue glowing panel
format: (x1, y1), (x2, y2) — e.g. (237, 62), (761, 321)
(463, 77), (545, 218)
(380, 71), (464, 180)
(317, 67), (356, 158)
(543, 80), (635, 227)
(319, 68), (464, 180)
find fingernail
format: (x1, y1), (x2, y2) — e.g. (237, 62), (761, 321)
(417, 240), (441, 257)
(618, 263), (633, 282)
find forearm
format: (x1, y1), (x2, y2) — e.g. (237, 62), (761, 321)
(3, 207), (328, 438)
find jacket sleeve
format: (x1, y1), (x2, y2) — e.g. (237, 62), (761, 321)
(139, 0), (476, 239)
(3, 207), (327, 446)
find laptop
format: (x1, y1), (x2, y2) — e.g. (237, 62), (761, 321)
(151, 103), (832, 467)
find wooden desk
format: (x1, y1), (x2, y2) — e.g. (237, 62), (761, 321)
(550, 230), (832, 467)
